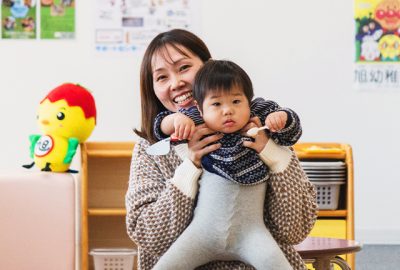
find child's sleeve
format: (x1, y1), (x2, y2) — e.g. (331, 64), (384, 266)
(153, 111), (174, 141)
(250, 97), (302, 146)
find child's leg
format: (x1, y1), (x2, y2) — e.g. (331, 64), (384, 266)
(152, 222), (218, 270)
(235, 226), (293, 270)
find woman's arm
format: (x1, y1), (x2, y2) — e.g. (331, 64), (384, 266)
(259, 140), (318, 245)
(125, 139), (202, 256)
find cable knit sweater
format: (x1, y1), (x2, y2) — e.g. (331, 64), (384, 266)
(125, 139), (317, 270)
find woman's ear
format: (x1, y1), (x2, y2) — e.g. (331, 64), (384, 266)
(195, 100), (203, 116)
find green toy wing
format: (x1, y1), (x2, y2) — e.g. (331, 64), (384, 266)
(28, 134), (41, 158)
(63, 138), (79, 164)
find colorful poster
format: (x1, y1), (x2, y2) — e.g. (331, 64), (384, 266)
(355, 0), (400, 88)
(1, 0), (37, 39)
(95, 0), (199, 53)
(40, 0), (75, 39)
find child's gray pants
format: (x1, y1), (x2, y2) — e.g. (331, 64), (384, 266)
(152, 170), (293, 270)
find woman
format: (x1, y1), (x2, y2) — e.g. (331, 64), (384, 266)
(126, 29), (317, 270)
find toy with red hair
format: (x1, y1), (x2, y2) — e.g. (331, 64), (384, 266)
(23, 83), (97, 172)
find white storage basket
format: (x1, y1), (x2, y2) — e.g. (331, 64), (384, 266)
(312, 181), (344, 210)
(90, 248), (137, 270)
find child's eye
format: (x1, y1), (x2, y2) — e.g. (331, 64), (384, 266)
(179, 65), (190, 72)
(233, 99), (241, 104)
(212, 102), (221, 106)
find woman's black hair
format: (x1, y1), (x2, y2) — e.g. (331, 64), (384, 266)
(135, 29), (211, 143)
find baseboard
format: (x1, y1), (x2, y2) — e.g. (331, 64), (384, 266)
(356, 228), (400, 244)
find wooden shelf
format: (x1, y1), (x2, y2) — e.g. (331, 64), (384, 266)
(85, 141), (134, 157)
(80, 142), (354, 270)
(86, 149), (133, 158)
(295, 142), (355, 269)
(81, 142), (136, 270)
(88, 208), (127, 216)
(293, 143), (347, 159)
(318, 210), (347, 217)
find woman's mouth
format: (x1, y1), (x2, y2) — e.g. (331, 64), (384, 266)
(173, 92), (193, 105)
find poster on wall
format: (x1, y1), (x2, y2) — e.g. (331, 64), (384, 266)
(1, 0), (37, 39)
(354, 0), (400, 89)
(94, 0), (199, 54)
(40, 0), (75, 39)
(0, 0), (75, 40)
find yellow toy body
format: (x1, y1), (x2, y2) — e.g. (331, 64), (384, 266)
(25, 83), (96, 172)
(33, 135), (72, 172)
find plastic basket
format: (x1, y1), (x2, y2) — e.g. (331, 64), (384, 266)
(312, 181), (345, 210)
(89, 248), (137, 270)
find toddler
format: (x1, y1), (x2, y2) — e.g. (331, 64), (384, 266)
(152, 60), (301, 269)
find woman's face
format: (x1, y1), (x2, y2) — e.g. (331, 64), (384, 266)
(152, 44), (204, 112)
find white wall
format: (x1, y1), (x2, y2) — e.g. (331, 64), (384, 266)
(1, 0), (399, 244)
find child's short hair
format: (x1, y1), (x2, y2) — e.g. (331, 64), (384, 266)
(193, 60), (254, 111)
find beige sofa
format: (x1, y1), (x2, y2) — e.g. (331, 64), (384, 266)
(0, 171), (79, 270)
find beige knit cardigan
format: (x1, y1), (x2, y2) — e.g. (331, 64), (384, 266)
(126, 138), (317, 270)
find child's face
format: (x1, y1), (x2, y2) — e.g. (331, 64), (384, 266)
(200, 86), (250, 133)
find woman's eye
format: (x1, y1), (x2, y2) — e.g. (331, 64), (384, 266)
(57, 112), (65, 120)
(156, 75), (166, 82)
(179, 65), (190, 72)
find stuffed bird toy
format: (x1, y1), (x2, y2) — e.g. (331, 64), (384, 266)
(23, 83), (96, 172)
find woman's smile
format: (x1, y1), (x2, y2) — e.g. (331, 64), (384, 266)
(173, 91), (193, 106)
(152, 44), (204, 112)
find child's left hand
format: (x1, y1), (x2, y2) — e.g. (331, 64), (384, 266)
(265, 111), (288, 132)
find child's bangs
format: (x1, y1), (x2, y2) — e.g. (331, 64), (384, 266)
(205, 73), (243, 94)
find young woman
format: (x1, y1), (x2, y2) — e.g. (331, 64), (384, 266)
(125, 29), (317, 270)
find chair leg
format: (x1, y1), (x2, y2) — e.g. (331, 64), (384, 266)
(331, 256), (352, 270)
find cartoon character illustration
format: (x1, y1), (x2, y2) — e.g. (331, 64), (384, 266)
(378, 34), (400, 60)
(361, 35), (381, 60)
(356, 17), (383, 61)
(23, 83), (96, 172)
(374, 0), (400, 32)
(356, 17), (383, 41)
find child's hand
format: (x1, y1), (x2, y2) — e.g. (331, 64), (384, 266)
(173, 112), (196, 140)
(265, 111), (288, 132)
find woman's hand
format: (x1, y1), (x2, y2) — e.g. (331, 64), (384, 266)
(242, 117), (270, 153)
(187, 124), (222, 168)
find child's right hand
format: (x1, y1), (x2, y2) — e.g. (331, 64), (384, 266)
(265, 111), (288, 132)
(173, 112), (196, 140)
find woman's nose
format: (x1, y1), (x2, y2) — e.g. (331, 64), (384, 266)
(171, 74), (184, 91)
